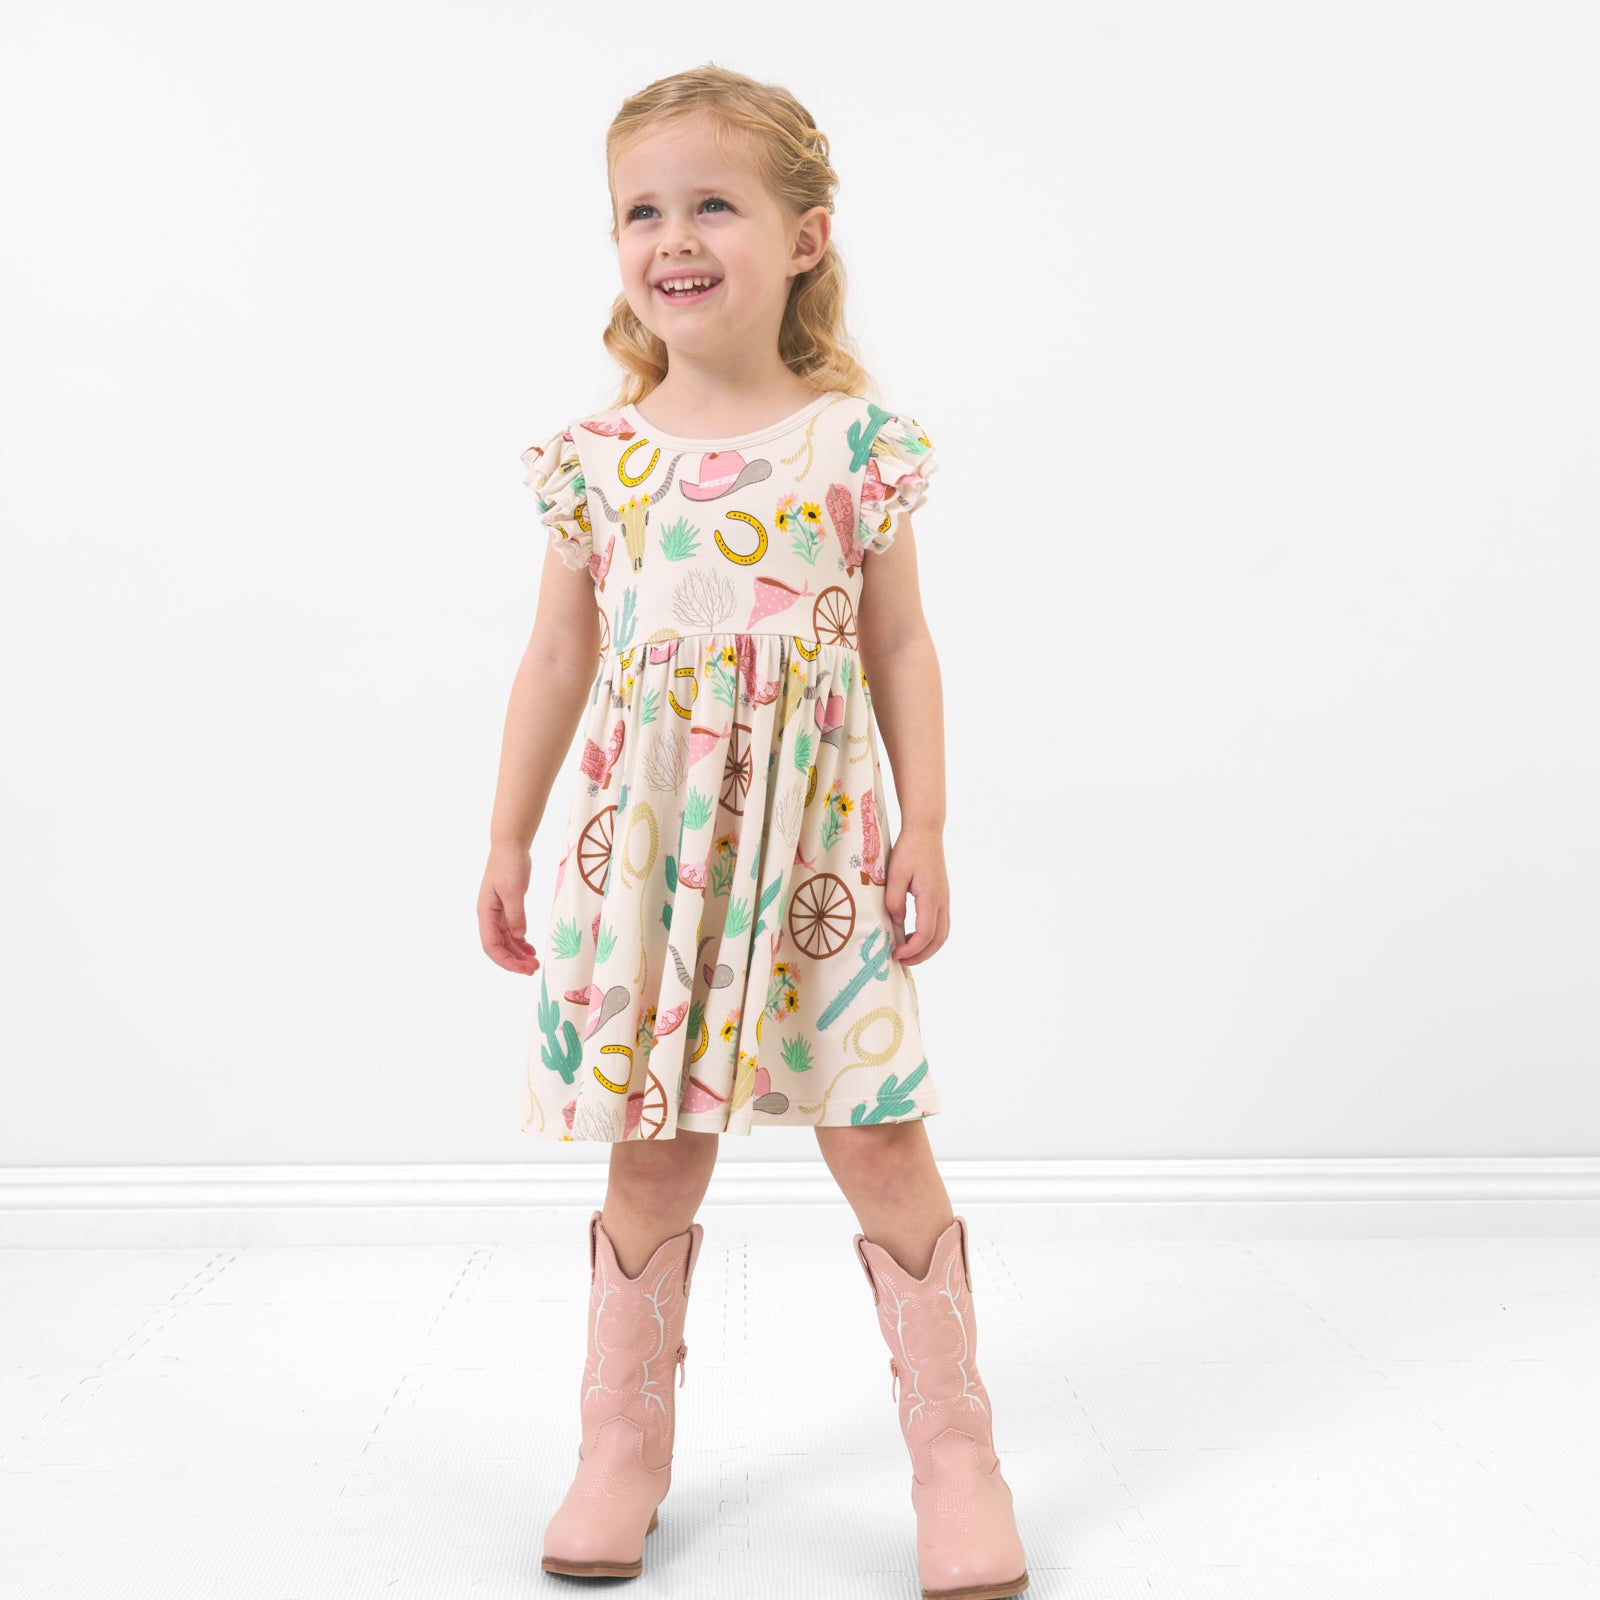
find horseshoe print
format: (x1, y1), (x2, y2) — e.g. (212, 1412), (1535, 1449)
(714, 508), (769, 565)
(668, 664), (699, 719)
(618, 438), (661, 485)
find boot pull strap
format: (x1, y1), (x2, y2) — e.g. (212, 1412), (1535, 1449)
(853, 1235), (879, 1303)
(682, 1221), (704, 1299)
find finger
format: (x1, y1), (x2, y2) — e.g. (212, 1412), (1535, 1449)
(482, 900), (540, 973)
(884, 882), (909, 929)
(891, 911), (926, 963)
(487, 934), (540, 973)
(895, 896), (945, 964)
(486, 937), (538, 973)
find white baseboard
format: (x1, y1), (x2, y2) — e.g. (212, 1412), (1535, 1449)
(1, 1157), (1596, 1247)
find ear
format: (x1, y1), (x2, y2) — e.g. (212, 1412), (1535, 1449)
(791, 204), (831, 273)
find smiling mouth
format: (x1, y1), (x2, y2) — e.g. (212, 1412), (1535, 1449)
(656, 278), (722, 303)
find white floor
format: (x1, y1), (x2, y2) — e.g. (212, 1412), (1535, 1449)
(2, 1231), (1597, 1598)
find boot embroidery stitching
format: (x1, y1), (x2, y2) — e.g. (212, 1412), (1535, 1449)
(876, 1250), (990, 1428)
(849, 1228), (1028, 1592)
(937, 1252), (991, 1421)
(583, 1256), (681, 1426)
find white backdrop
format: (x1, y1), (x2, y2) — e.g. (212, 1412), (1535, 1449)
(2, 1), (1595, 1170)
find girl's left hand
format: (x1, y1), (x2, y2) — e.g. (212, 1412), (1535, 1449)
(885, 825), (949, 966)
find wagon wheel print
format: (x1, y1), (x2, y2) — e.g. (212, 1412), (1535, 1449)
(578, 805), (616, 895)
(638, 1069), (669, 1137)
(721, 720), (753, 815)
(812, 586), (856, 648)
(597, 608), (610, 657)
(789, 870), (856, 958)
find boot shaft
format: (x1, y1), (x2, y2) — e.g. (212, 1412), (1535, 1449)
(852, 1214), (999, 1473)
(578, 1207), (704, 1471)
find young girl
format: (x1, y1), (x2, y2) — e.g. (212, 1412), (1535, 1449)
(479, 65), (1030, 1600)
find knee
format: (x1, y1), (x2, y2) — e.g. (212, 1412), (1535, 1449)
(815, 1121), (919, 1186)
(611, 1128), (718, 1197)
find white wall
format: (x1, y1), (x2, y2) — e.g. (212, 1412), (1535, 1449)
(2, 0), (1595, 1168)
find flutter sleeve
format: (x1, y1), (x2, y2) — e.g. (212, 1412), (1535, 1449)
(519, 426), (591, 572)
(860, 411), (939, 554)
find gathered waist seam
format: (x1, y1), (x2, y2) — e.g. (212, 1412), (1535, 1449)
(601, 629), (860, 659)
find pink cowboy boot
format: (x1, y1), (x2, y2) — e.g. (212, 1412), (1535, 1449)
(541, 1207), (705, 1579)
(853, 1214), (1030, 1600)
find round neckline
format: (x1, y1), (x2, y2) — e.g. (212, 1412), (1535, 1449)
(621, 390), (841, 449)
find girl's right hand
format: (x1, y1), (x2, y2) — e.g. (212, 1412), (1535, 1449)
(479, 843), (540, 975)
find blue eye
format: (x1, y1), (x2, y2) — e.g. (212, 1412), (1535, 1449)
(626, 197), (731, 222)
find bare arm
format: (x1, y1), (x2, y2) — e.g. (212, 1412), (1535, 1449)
(480, 540), (603, 973)
(857, 513), (946, 833)
(856, 514), (949, 963)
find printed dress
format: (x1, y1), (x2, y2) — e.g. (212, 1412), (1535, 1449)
(518, 389), (940, 1142)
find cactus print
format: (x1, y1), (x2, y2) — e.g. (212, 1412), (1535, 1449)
(518, 390), (940, 1142)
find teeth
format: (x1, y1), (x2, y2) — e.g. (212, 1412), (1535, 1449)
(660, 277), (717, 293)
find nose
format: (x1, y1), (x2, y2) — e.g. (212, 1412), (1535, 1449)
(658, 237), (702, 264)
(656, 213), (706, 258)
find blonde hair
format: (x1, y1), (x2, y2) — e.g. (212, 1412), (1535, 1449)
(599, 64), (879, 410)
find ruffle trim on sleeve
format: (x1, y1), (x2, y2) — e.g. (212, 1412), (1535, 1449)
(520, 426), (591, 572)
(860, 412), (939, 554)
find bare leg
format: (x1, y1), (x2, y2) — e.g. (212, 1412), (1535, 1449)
(601, 1129), (721, 1277)
(814, 1121), (955, 1277)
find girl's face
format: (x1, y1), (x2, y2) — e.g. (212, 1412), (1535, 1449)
(612, 116), (827, 370)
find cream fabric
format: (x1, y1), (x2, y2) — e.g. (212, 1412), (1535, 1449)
(518, 391), (940, 1141)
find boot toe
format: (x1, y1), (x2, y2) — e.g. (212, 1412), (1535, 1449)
(919, 1568), (1030, 1600)
(541, 1501), (659, 1575)
(918, 1538), (1031, 1597)
(911, 1438), (1028, 1597)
